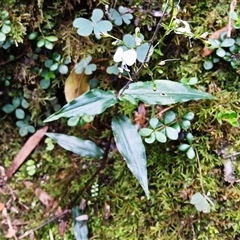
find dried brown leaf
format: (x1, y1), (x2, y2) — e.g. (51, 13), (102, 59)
(104, 202), (111, 220)
(64, 70), (90, 102)
(202, 26), (232, 57)
(6, 126), (48, 179)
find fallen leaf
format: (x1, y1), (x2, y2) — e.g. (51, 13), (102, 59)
(202, 26), (233, 56)
(134, 103), (146, 129)
(104, 202), (111, 220)
(223, 159), (240, 183)
(4, 228), (17, 239)
(75, 214), (88, 221)
(24, 181), (62, 216)
(59, 220), (67, 236)
(64, 70), (90, 102)
(6, 126), (48, 179)
(0, 203), (5, 212)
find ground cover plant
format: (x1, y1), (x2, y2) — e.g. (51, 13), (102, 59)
(1, 0), (240, 239)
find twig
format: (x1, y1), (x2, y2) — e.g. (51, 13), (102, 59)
(118, 1), (171, 97)
(194, 146), (205, 195)
(70, 132), (113, 206)
(131, 0), (170, 82)
(227, 0), (237, 37)
(19, 209), (69, 239)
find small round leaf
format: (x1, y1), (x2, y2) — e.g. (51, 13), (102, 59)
(216, 48), (226, 57)
(2, 104), (14, 113)
(165, 126), (178, 140)
(37, 39), (45, 48)
(15, 109), (25, 119)
(149, 117), (159, 129)
(164, 110), (176, 124)
(186, 132), (194, 144)
(178, 143), (190, 151)
(180, 120), (191, 130)
(183, 112), (194, 121)
(67, 116), (80, 126)
(145, 132), (155, 144)
(186, 146), (196, 159)
(203, 60), (213, 70)
(220, 38), (235, 47)
(155, 131), (167, 143)
(40, 79), (51, 89)
(139, 128), (152, 137)
(59, 64), (68, 74)
(28, 32), (38, 40)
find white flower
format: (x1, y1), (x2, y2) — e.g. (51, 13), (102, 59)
(174, 19), (193, 36)
(113, 47), (137, 66)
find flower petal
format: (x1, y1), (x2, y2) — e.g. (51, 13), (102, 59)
(122, 49), (137, 66)
(113, 47), (124, 63)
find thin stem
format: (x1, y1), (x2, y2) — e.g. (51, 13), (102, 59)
(131, 0), (170, 82)
(194, 146), (205, 195)
(70, 132), (113, 206)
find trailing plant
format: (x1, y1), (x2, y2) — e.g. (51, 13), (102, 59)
(43, 3), (215, 201)
(203, 11), (240, 73)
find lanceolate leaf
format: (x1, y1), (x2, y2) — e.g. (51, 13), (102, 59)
(44, 89), (118, 122)
(111, 114), (149, 198)
(120, 80), (215, 105)
(45, 132), (104, 159)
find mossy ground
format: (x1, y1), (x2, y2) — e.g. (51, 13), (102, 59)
(1, 0), (240, 239)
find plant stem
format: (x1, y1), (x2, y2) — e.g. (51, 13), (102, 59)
(70, 132), (113, 206)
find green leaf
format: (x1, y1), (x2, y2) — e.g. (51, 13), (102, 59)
(186, 132), (194, 144)
(171, 122), (181, 133)
(67, 116), (80, 126)
(37, 39), (45, 48)
(164, 110), (176, 124)
(180, 119), (191, 130)
(136, 43), (153, 63)
(203, 60), (213, 70)
(45, 132), (104, 159)
(28, 32), (38, 40)
(44, 40), (54, 50)
(44, 89), (118, 122)
(120, 80), (215, 105)
(190, 192), (210, 213)
(165, 126), (178, 140)
(1, 24), (11, 34)
(220, 38), (235, 47)
(112, 114), (149, 198)
(15, 109), (25, 119)
(186, 146), (195, 159)
(2, 104), (14, 113)
(50, 62), (59, 71)
(72, 206), (88, 240)
(216, 48), (226, 57)
(27, 125), (35, 133)
(73, 18), (93, 37)
(183, 112), (194, 120)
(45, 35), (58, 42)
(21, 99), (29, 109)
(93, 20), (112, 39)
(149, 118), (159, 129)
(59, 64), (68, 74)
(145, 132), (155, 144)
(19, 126), (28, 136)
(139, 128), (152, 137)
(0, 32), (6, 41)
(12, 97), (21, 108)
(230, 11), (238, 21)
(40, 79), (51, 89)
(155, 131), (167, 143)
(91, 9), (104, 23)
(178, 143), (190, 151)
